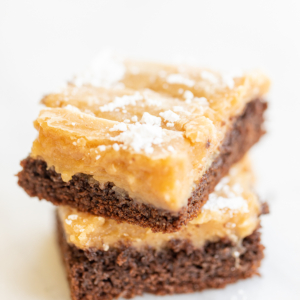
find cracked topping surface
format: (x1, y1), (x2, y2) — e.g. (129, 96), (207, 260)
(58, 157), (261, 251)
(31, 55), (270, 211)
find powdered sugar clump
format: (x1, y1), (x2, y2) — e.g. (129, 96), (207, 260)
(167, 145), (175, 153)
(112, 143), (120, 151)
(111, 123), (164, 154)
(203, 176), (248, 212)
(194, 97), (209, 106)
(109, 122), (128, 132)
(98, 145), (106, 151)
(221, 70), (242, 89)
(201, 71), (219, 84)
(173, 106), (184, 112)
(143, 94), (162, 107)
(65, 219), (72, 225)
(64, 104), (81, 113)
(140, 112), (161, 126)
(201, 70), (241, 90)
(131, 115), (138, 122)
(183, 90), (209, 107)
(159, 110), (180, 123)
(183, 90), (194, 100)
(99, 92), (143, 112)
(222, 74), (235, 89)
(203, 194), (248, 212)
(166, 74), (195, 87)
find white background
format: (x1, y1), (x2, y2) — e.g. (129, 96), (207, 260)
(0, 1), (300, 299)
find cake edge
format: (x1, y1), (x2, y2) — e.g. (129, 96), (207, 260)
(56, 211), (265, 300)
(18, 98), (267, 233)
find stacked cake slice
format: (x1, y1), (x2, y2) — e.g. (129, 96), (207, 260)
(17, 58), (270, 300)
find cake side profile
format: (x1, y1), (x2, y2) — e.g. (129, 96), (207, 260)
(58, 221), (264, 300)
(17, 58), (269, 232)
(18, 98), (266, 232)
(56, 158), (268, 300)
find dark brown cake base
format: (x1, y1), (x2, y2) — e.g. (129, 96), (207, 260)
(18, 98), (267, 233)
(57, 215), (264, 300)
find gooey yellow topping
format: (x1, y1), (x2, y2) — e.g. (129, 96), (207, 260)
(32, 59), (270, 211)
(58, 157), (261, 251)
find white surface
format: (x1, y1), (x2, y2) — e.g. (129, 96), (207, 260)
(0, 1), (300, 299)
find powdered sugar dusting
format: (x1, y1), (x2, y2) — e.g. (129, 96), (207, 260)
(111, 123), (164, 154)
(143, 92), (162, 107)
(203, 176), (248, 212)
(99, 92), (143, 112)
(71, 51), (125, 88)
(203, 194), (248, 212)
(140, 112), (161, 126)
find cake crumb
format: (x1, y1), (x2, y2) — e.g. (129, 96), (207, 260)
(103, 244), (109, 251)
(233, 251), (240, 258)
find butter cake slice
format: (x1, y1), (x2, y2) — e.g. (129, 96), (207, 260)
(56, 158), (268, 300)
(18, 57), (269, 232)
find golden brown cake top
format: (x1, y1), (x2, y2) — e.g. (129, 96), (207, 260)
(58, 157), (261, 251)
(31, 55), (270, 211)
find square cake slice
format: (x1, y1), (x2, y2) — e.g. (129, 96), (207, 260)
(56, 158), (268, 300)
(18, 58), (269, 232)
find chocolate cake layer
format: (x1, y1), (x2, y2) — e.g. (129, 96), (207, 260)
(18, 98), (267, 233)
(57, 214), (264, 300)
